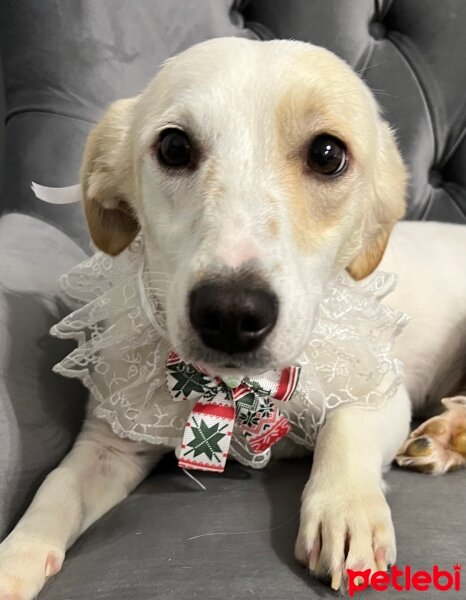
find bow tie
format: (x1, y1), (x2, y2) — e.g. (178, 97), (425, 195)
(166, 351), (300, 472)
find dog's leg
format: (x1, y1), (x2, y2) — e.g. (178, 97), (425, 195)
(0, 413), (167, 600)
(396, 395), (466, 474)
(294, 386), (411, 591)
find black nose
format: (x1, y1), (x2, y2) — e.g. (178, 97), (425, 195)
(189, 281), (279, 354)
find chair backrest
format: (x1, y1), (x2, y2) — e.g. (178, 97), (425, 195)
(1, 0), (464, 251)
(243, 0), (466, 224)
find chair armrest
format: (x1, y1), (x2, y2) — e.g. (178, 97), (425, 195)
(0, 213), (87, 538)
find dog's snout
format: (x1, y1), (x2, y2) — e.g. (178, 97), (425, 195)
(189, 281), (278, 354)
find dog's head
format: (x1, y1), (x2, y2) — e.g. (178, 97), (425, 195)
(81, 38), (406, 375)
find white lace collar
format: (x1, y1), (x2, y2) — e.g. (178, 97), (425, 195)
(50, 235), (409, 469)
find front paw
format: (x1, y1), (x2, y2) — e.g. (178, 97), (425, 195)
(0, 534), (63, 600)
(295, 483), (396, 592)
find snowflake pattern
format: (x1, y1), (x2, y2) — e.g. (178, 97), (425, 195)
(185, 418), (229, 462)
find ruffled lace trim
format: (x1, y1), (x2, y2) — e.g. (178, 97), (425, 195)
(51, 237), (184, 446)
(281, 271), (408, 453)
(51, 236), (409, 467)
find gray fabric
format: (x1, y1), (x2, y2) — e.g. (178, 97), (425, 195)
(2, 114), (94, 247)
(0, 1), (465, 598)
(39, 461), (466, 600)
(0, 214), (86, 538)
(0, 60), (4, 205)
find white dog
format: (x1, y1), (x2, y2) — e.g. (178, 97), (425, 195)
(0, 38), (465, 598)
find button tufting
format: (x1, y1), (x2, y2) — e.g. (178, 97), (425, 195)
(429, 169), (443, 188)
(369, 21), (387, 40)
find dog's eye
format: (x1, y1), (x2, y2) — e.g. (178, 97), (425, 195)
(307, 135), (347, 176)
(157, 128), (192, 168)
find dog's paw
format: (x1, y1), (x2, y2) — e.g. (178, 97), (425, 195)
(0, 534), (63, 600)
(396, 396), (466, 474)
(295, 483), (395, 591)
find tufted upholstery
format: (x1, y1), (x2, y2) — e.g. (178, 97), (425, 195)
(0, 3), (465, 599)
(0, 0), (465, 249)
(243, 0), (466, 223)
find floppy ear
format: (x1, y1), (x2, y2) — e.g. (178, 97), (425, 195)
(346, 120), (407, 280)
(81, 97), (140, 255)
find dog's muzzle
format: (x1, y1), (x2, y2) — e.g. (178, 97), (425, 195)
(189, 278), (278, 355)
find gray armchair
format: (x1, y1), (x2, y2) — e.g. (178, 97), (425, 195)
(0, 2), (465, 598)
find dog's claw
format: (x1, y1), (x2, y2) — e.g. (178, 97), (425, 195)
(330, 570), (342, 591)
(308, 547), (319, 572)
(375, 548), (388, 571)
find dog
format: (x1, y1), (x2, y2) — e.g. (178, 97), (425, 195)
(0, 37), (465, 598)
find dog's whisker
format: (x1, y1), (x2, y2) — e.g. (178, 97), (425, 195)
(371, 89), (395, 98)
(358, 60), (391, 75)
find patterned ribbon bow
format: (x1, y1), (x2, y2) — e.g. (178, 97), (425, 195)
(166, 351), (301, 472)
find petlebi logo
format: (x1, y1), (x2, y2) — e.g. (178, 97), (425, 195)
(347, 564), (462, 596)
